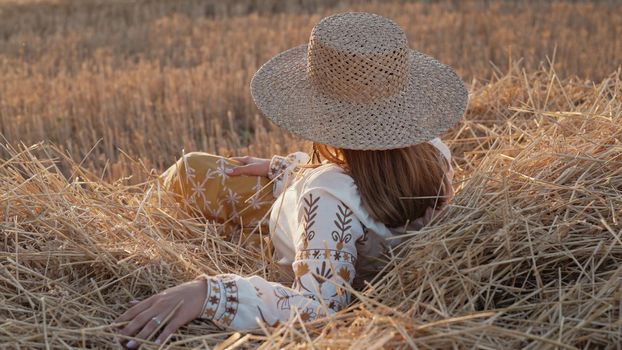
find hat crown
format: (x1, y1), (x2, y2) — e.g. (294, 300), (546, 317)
(307, 12), (411, 103)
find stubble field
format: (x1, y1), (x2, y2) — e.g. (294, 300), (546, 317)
(1, 0), (621, 349)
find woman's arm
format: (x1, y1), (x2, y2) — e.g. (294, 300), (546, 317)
(226, 152), (310, 197)
(114, 279), (207, 348)
(224, 156), (271, 176)
(115, 187), (361, 346)
(193, 188), (362, 329)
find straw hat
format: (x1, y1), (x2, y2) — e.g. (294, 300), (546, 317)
(250, 12), (468, 150)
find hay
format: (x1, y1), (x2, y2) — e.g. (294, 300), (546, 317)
(1, 63), (621, 349)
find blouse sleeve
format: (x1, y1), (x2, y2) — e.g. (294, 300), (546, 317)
(267, 152), (310, 198)
(194, 188), (362, 330)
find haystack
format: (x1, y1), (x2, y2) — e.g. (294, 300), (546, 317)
(1, 63), (620, 349)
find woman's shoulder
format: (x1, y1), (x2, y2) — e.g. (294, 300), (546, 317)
(294, 163), (361, 208)
(297, 163), (394, 237)
(298, 164), (365, 214)
(300, 163), (355, 193)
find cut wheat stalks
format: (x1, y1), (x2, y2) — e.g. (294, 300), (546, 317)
(2, 1), (621, 183)
(2, 63), (621, 349)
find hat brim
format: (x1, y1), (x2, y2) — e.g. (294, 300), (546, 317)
(250, 44), (468, 150)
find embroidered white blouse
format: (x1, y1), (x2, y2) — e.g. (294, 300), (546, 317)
(195, 138), (452, 329)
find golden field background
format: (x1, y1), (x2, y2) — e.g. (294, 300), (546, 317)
(1, 0), (621, 349)
(1, 0), (621, 182)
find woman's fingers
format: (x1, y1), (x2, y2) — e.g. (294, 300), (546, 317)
(129, 308), (173, 349)
(115, 279), (207, 347)
(225, 164), (254, 176)
(154, 318), (186, 346)
(226, 162), (269, 177)
(224, 156), (270, 177)
(228, 156), (249, 164)
(115, 297), (155, 325)
(118, 305), (162, 338)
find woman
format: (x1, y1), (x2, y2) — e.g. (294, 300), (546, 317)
(115, 12), (467, 347)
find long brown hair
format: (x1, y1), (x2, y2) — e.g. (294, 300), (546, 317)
(311, 142), (450, 228)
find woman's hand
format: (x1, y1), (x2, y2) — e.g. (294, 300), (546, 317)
(114, 279), (206, 348)
(225, 156), (271, 177)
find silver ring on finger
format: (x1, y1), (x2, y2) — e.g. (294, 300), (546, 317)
(151, 317), (162, 326)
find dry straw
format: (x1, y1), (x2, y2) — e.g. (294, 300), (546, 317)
(2, 1), (620, 182)
(1, 61), (621, 348)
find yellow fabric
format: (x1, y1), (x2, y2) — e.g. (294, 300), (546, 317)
(161, 152), (275, 245)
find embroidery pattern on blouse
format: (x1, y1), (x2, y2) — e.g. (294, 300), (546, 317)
(274, 287), (297, 310)
(301, 193), (319, 249)
(268, 156), (289, 181)
(295, 249), (355, 264)
(300, 307), (317, 321)
(331, 202), (353, 250)
(198, 276), (240, 328)
(218, 277), (239, 326)
(268, 152), (310, 197)
(292, 195), (357, 312)
(201, 277), (221, 320)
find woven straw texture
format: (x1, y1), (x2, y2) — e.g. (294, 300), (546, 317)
(251, 12), (469, 150)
